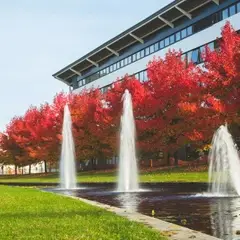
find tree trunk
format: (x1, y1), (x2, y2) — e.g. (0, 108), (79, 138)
(91, 159), (94, 170)
(150, 159), (153, 168)
(29, 164), (31, 174)
(44, 161), (47, 173)
(91, 159), (96, 170)
(174, 157), (178, 166)
(15, 165), (17, 175)
(167, 152), (171, 166)
(174, 151), (178, 166)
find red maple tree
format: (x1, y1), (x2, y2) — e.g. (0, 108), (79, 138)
(204, 22), (240, 125)
(139, 51), (203, 164)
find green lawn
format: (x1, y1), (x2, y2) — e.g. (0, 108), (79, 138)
(0, 185), (167, 240)
(0, 168), (208, 183)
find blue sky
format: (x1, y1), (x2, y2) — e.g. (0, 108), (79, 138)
(0, 0), (172, 131)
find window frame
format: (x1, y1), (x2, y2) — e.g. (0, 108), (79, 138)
(181, 28), (187, 39)
(229, 4), (236, 16)
(164, 37), (170, 46)
(187, 26), (193, 36)
(136, 51), (141, 60)
(150, 44), (155, 53)
(237, 2), (240, 13)
(154, 42), (159, 51)
(176, 31), (181, 41)
(145, 47), (150, 55)
(222, 8), (229, 20)
(169, 35), (175, 44)
(160, 40), (164, 49)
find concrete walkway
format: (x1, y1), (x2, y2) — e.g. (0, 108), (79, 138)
(64, 194), (220, 240)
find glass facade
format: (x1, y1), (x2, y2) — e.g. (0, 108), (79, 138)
(77, 1), (240, 89)
(182, 41), (216, 65)
(100, 39), (218, 94)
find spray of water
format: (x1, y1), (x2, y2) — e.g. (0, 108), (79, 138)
(60, 104), (77, 189)
(208, 125), (240, 196)
(117, 89), (139, 192)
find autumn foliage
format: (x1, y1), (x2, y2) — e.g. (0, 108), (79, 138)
(0, 23), (239, 171)
(138, 51), (203, 157)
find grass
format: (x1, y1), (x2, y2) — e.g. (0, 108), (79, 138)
(0, 185), (167, 240)
(0, 167), (208, 183)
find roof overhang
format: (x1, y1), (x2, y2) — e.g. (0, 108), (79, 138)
(53, 0), (223, 85)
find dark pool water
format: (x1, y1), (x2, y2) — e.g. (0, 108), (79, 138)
(46, 183), (240, 240)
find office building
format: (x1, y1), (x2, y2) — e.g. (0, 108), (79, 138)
(53, 0), (240, 94)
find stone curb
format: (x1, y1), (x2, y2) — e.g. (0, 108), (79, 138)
(56, 192), (221, 240)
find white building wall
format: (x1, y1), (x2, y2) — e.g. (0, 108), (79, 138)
(0, 161), (46, 175)
(73, 13), (240, 93)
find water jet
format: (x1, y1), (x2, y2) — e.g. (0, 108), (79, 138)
(59, 104), (77, 189)
(208, 125), (240, 196)
(117, 89), (139, 192)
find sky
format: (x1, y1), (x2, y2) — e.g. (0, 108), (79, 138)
(0, 0), (172, 131)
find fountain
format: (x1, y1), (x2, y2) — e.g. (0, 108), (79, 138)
(59, 104), (77, 189)
(117, 193), (139, 212)
(117, 89), (139, 192)
(208, 125), (240, 196)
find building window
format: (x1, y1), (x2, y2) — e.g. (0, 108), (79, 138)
(102, 69), (106, 76)
(143, 70), (148, 82)
(139, 71), (144, 82)
(136, 51), (141, 60)
(229, 5), (236, 16)
(124, 57), (129, 65)
(160, 40), (164, 49)
(128, 56), (132, 64)
(187, 51), (192, 64)
(207, 42), (214, 51)
(113, 63), (117, 71)
(132, 53), (136, 62)
(176, 32), (181, 41)
(150, 45), (154, 53)
(119, 59), (123, 67)
(222, 8), (229, 19)
(187, 26), (193, 36)
(170, 35), (174, 44)
(106, 67), (109, 74)
(145, 47), (150, 55)
(116, 61), (120, 69)
(212, 12), (220, 24)
(199, 46), (205, 62)
(181, 28), (187, 38)
(164, 37), (169, 46)
(237, 3), (240, 12)
(78, 79), (86, 87)
(181, 53), (186, 64)
(191, 49), (199, 64)
(154, 42), (159, 51)
(140, 49), (145, 58)
(110, 65), (113, 72)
